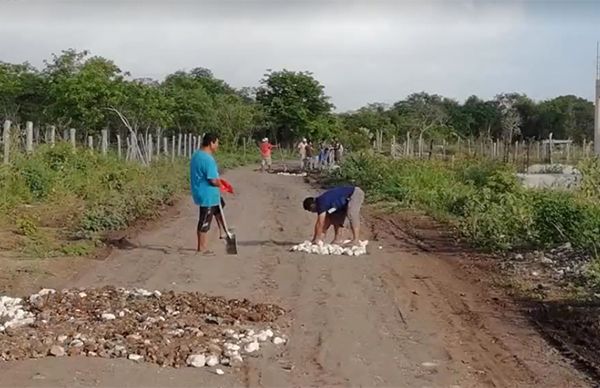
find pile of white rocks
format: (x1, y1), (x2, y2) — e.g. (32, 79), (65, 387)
(277, 172), (307, 177)
(291, 240), (369, 256)
(0, 295), (35, 332)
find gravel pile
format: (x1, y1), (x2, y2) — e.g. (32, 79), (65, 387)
(0, 286), (287, 368)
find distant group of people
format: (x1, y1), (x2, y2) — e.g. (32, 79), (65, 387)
(297, 138), (344, 171)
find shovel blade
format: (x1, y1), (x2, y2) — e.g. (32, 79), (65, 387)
(225, 233), (238, 255)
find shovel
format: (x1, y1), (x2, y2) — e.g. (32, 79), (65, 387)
(218, 201), (237, 254)
(217, 179), (237, 255)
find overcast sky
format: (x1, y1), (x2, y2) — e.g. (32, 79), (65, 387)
(1, 0), (599, 111)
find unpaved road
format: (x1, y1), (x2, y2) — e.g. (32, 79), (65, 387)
(0, 166), (590, 387)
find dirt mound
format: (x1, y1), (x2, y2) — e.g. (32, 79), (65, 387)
(0, 286), (286, 368)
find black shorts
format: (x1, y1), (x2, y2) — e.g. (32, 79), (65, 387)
(198, 198), (225, 233)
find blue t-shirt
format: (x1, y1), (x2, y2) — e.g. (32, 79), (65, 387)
(190, 150), (220, 207)
(315, 186), (355, 215)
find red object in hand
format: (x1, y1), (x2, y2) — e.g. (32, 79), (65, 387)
(218, 178), (234, 194)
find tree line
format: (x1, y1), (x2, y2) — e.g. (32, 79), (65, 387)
(1, 49), (594, 149)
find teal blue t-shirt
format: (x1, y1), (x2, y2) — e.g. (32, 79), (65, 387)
(190, 150), (220, 207)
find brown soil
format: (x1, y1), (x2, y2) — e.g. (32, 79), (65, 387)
(0, 165), (592, 387)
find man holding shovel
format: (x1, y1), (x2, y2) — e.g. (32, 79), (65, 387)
(302, 185), (365, 245)
(190, 133), (227, 255)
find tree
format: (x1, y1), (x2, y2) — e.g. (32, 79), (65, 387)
(256, 69), (333, 143)
(44, 50), (124, 134)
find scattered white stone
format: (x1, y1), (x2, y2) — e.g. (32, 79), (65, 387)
(186, 354), (206, 368)
(291, 240), (369, 256)
(514, 253), (524, 260)
(531, 271), (540, 277)
(128, 354), (144, 362)
(255, 330), (270, 342)
(421, 361), (438, 368)
(118, 311), (125, 317)
(273, 337), (286, 345)
(69, 339), (84, 348)
(220, 357), (230, 366)
(57, 335), (68, 343)
(224, 343), (240, 352)
(78, 292), (87, 298)
(101, 313), (116, 321)
(153, 290), (162, 298)
(49, 345), (65, 357)
(216, 368), (225, 375)
(244, 341), (260, 353)
(206, 354), (220, 367)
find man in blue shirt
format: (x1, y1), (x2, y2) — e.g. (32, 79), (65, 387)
(190, 133), (223, 255)
(302, 185), (365, 245)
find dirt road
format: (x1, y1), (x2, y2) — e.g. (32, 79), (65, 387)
(0, 166), (590, 387)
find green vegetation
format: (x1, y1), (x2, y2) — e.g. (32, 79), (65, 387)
(330, 153), (600, 255)
(0, 144), (258, 257)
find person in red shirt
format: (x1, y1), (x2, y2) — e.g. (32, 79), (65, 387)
(259, 138), (277, 172)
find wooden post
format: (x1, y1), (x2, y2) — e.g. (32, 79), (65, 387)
(25, 121), (33, 154)
(566, 141), (571, 163)
(63, 129), (68, 141)
(163, 136), (168, 156)
(88, 136), (94, 152)
(101, 129), (108, 155)
(148, 136), (153, 163)
(548, 133), (554, 164)
(156, 134), (161, 158)
(3, 120), (11, 164)
(70, 128), (76, 149)
(126, 136), (131, 161)
(178, 133), (182, 157)
(49, 126), (56, 148)
(171, 135), (175, 162)
(117, 134), (122, 159)
(536, 141), (541, 162)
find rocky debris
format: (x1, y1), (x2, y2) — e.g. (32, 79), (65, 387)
(291, 240), (369, 256)
(0, 286), (286, 368)
(507, 243), (593, 286)
(216, 368), (225, 375)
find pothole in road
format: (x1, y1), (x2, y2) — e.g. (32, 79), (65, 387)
(0, 286), (287, 371)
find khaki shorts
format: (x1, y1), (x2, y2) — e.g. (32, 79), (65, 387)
(261, 156), (272, 167)
(327, 187), (364, 228)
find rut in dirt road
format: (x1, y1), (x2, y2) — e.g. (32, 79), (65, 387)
(0, 166), (590, 387)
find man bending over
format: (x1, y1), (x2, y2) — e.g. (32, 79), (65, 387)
(302, 185), (365, 245)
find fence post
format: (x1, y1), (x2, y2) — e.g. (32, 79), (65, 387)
(148, 136), (153, 163)
(70, 128), (76, 149)
(566, 141), (571, 163)
(49, 126), (56, 148)
(3, 120), (11, 164)
(171, 135), (175, 162)
(87, 136), (94, 152)
(182, 133), (187, 157)
(26, 121), (34, 154)
(101, 129), (108, 155)
(117, 134), (122, 159)
(162, 136), (168, 156)
(178, 133), (182, 157)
